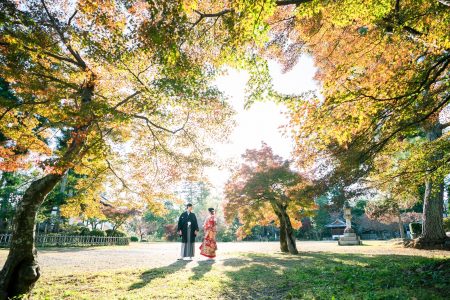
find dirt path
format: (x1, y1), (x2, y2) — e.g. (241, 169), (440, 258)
(0, 241), (448, 276)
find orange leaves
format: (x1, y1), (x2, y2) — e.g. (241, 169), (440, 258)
(224, 143), (315, 236)
(0, 146), (28, 171)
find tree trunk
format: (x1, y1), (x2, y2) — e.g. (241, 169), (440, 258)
(414, 180), (448, 249)
(0, 174), (62, 299)
(274, 210), (288, 252)
(395, 206), (405, 240)
(412, 123), (449, 249)
(0, 122), (90, 298)
(272, 203), (298, 254)
(279, 208), (298, 254)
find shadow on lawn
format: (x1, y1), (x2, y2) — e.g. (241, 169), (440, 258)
(190, 260), (215, 281)
(219, 252), (450, 300)
(128, 260), (189, 290)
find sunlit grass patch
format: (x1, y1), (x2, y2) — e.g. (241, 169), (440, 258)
(32, 252), (449, 300)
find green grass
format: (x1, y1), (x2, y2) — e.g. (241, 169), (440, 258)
(33, 252), (449, 300)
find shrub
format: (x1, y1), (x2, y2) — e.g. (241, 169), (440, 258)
(79, 227), (91, 236)
(90, 229), (106, 237)
(130, 236), (139, 242)
(105, 229), (127, 237)
(409, 223), (422, 236)
(60, 224), (91, 236)
(164, 224), (178, 241)
(444, 217), (450, 232)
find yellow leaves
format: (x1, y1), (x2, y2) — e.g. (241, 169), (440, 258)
(181, 0), (198, 12)
(296, 0), (392, 27)
(77, 0), (127, 31)
(61, 196), (104, 219)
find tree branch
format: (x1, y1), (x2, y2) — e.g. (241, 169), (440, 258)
(440, 121), (450, 130)
(18, 43), (80, 66)
(131, 113), (189, 135)
(40, 0), (87, 70)
(106, 159), (135, 193)
(30, 72), (79, 90)
(67, 10), (77, 26)
(365, 93), (450, 160)
(190, 0), (313, 29)
(190, 9), (234, 28)
(113, 91), (142, 109)
(403, 26), (423, 37)
(275, 0), (313, 5)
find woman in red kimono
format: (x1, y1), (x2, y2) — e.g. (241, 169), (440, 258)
(200, 208), (217, 259)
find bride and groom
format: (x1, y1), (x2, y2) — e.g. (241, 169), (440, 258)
(177, 203), (217, 260)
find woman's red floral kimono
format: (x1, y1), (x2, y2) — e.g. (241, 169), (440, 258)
(200, 215), (217, 258)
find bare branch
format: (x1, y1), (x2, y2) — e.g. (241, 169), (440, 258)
(268, 16), (295, 26)
(40, 0), (87, 70)
(18, 43), (80, 66)
(275, 0), (313, 5)
(403, 26), (423, 37)
(194, 8), (234, 18)
(67, 10), (77, 26)
(131, 112), (189, 135)
(440, 121), (450, 130)
(106, 159), (136, 193)
(113, 91), (142, 109)
(189, 0), (312, 29)
(30, 72), (79, 90)
(190, 9), (234, 29)
(182, 129), (204, 157)
(119, 61), (152, 93)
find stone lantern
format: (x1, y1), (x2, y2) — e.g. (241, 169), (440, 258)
(338, 202), (361, 246)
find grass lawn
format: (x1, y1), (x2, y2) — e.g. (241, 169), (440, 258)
(32, 250), (449, 300)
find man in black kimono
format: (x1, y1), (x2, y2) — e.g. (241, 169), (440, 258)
(177, 203), (199, 260)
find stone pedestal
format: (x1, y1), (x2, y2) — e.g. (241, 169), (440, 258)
(338, 232), (361, 245)
(338, 203), (362, 246)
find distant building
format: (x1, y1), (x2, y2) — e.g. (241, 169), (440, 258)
(325, 219), (346, 239)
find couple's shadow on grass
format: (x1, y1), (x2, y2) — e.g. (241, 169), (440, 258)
(128, 259), (215, 290)
(190, 260), (215, 281)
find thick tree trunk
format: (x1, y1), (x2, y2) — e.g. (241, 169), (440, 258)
(279, 208), (298, 254)
(411, 123), (449, 249)
(414, 180), (449, 249)
(0, 123), (89, 298)
(0, 122), (90, 299)
(274, 210), (288, 252)
(272, 203), (298, 254)
(0, 174), (62, 300)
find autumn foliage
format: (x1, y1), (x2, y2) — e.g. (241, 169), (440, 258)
(224, 143), (315, 254)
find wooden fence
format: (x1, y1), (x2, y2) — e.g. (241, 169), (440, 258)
(0, 234), (129, 247)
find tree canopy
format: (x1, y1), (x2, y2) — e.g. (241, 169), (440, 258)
(224, 143), (315, 254)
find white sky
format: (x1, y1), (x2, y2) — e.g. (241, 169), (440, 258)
(205, 55), (318, 194)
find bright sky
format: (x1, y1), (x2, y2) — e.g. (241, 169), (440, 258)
(206, 55), (318, 194)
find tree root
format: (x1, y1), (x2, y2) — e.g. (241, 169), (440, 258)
(403, 236), (450, 250)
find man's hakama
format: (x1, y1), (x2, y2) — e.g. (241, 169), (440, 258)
(177, 211), (199, 259)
